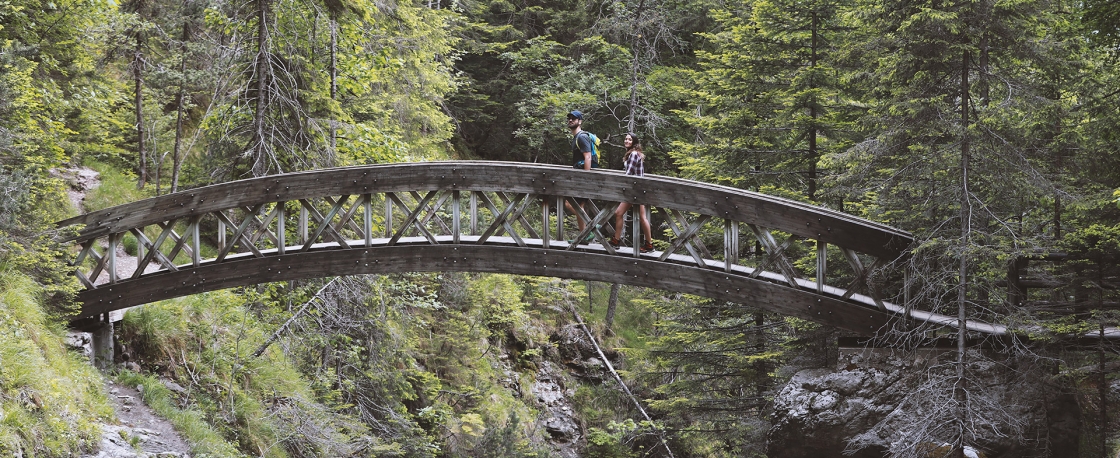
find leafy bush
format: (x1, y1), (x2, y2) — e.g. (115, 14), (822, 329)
(121, 233), (139, 256)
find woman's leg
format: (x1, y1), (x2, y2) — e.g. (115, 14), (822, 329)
(613, 201), (631, 242)
(639, 205), (652, 245)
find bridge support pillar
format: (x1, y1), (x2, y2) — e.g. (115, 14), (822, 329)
(90, 314), (114, 370)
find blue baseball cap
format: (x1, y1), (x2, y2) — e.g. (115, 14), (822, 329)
(567, 110), (583, 120)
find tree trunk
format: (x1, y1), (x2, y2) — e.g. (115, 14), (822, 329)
(171, 20), (188, 194)
(1099, 260), (1108, 457)
(953, 49), (971, 458)
(753, 311), (767, 396)
(251, 0), (271, 177)
(625, 0), (647, 136)
(328, 10), (338, 164)
(605, 283), (620, 335)
(807, 11), (819, 201)
(134, 32), (147, 189)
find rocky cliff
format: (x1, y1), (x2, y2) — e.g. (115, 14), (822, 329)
(767, 347), (1086, 458)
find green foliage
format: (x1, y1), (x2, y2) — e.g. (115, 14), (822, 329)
(257, 274), (564, 457)
(1082, 0), (1120, 48)
(114, 370), (242, 458)
(0, 266), (114, 457)
(118, 290), (374, 457)
(456, 412), (549, 458)
(468, 273), (530, 332)
(586, 419), (639, 458)
(81, 161), (152, 213)
(501, 36), (631, 161)
(1060, 224), (1120, 258)
(670, 0), (858, 201)
(630, 293), (789, 455)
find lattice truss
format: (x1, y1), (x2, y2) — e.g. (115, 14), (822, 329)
(69, 190), (889, 308)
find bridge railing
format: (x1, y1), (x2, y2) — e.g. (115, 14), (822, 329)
(58, 162), (915, 323)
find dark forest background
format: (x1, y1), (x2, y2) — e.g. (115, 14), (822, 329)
(2, 0), (1120, 455)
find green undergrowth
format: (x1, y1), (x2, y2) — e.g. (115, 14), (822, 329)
(112, 268), (668, 457)
(118, 290), (373, 457)
(81, 160), (152, 213)
(0, 265), (114, 457)
(113, 370), (241, 457)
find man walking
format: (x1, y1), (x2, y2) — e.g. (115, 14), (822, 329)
(566, 110), (597, 240)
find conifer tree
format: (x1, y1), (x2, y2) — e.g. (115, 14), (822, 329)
(671, 0), (855, 202)
(832, 0), (1086, 454)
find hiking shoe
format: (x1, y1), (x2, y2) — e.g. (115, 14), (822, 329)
(640, 242), (654, 253)
(608, 238), (621, 248)
(569, 233), (594, 245)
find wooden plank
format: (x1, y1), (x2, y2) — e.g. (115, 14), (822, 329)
(496, 192), (540, 239)
(277, 204), (286, 255)
(817, 240), (826, 294)
(657, 210), (710, 266)
(363, 195), (372, 248)
(412, 190), (453, 235)
(452, 190), (461, 244)
(129, 223), (179, 279)
(298, 197), (352, 250)
(242, 204), (282, 247)
(214, 206), (264, 261)
(164, 223), (198, 265)
(387, 191), (439, 245)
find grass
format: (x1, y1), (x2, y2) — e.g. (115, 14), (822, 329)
(0, 264), (115, 457)
(81, 161), (152, 213)
(118, 291), (371, 458)
(114, 370), (243, 458)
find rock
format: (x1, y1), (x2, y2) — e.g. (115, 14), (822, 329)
(52, 166), (101, 212)
(767, 348), (1082, 458)
(92, 425), (140, 458)
(160, 378), (186, 394)
(545, 414), (579, 438)
(530, 360), (581, 457)
(82, 381), (193, 458)
(66, 331), (93, 362)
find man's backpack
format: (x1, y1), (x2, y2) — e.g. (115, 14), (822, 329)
(574, 131), (602, 168)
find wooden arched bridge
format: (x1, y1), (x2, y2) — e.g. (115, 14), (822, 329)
(56, 161), (1059, 337)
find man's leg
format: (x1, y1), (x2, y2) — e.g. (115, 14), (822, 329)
(564, 199), (587, 233)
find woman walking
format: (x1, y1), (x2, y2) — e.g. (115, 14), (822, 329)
(609, 133), (654, 253)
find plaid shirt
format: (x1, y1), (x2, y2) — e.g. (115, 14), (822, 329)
(623, 150), (645, 177)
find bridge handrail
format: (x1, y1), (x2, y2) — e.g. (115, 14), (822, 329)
(58, 161), (913, 260)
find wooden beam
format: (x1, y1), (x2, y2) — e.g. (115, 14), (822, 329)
(74, 243), (900, 335)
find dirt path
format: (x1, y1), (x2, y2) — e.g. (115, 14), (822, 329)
(83, 379), (193, 458)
